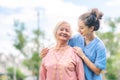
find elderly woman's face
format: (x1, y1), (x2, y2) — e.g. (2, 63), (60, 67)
(56, 23), (71, 41)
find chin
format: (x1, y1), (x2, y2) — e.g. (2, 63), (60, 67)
(61, 39), (68, 41)
(80, 34), (84, 36)
(59, 38), (68, 41)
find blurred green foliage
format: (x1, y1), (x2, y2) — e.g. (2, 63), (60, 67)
(12, 19), (44, 80)
(9, 16), (120, 80)
(97, 17), (120, 80)
(7, 67), (25, 80)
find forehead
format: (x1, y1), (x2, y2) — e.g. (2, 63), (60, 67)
(78, 20), (85, 25)
(58, 23), (70, 29)
(78, 20), (86, 27)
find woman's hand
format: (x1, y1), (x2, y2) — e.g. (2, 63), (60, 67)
(40, 48), (49, 58)
(73, 47), (85, 59)
(73, 47), (102, 75)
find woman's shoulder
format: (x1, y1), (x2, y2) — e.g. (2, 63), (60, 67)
(71, 33), (83, 39)
(67, 45), (74, 50)
(43, 47), (55, 57)
(68, 34), (84, 46)
(67, 46), (79, 56)
(66, 46), (83, 62)
(95, 37), (106, 49)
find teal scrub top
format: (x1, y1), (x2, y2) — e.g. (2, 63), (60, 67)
(68, 34), (106, 80)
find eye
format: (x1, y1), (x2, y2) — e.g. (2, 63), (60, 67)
(65, 29), (70, 32)
(79, 26), (84, 29)
(80, 27), (84, 29)
(59, 28), (70, 32)
(60, 28), (64, 31)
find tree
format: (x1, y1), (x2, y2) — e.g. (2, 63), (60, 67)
(97, 17), (120, 80)
(7, 67), (25, 80)
(13, 20), (27, 56)
(13, 17), (44, 80)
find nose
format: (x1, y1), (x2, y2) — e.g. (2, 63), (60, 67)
(62, 30), (67, 33)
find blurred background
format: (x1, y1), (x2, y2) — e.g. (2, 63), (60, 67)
(0, 0), (120, 80)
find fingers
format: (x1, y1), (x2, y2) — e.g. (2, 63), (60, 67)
(73, 47), (79, 54)
(40, 48), (49, 58)
(41, 48), (49, 53)
(73, 47), (81, 52)
(73, 46), (83, 56)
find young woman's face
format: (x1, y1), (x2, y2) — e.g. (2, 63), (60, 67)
(56, 23), (71, 41)
(78, 20), (93, 37)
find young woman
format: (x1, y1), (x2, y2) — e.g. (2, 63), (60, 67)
(39, 21), (85, 80)
(68, 8), (106, 80)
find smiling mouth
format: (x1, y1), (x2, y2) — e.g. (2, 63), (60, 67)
(80, 33), (83, 35)
(60, 33), (67, 37)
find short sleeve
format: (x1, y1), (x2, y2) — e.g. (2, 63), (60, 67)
(95, 46), (106, 70)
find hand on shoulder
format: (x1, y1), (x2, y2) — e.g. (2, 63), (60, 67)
(40, 48), (49, 58)
(73, 46), (85, 59)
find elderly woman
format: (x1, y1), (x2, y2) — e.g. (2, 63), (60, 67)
(39, 21), (85, 80)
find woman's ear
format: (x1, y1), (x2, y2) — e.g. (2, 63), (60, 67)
(90, 26), (94, 32)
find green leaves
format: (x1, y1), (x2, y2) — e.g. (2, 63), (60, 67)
(13, 19), (44, 80)
(97, 17), (120, 80)
(13, 20), (27, 56)
(7, 67), (26, 80)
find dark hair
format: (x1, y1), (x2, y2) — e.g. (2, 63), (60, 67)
(79, 8), (103, 31)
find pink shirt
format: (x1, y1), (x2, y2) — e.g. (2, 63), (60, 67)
(40, 46), (85, 80)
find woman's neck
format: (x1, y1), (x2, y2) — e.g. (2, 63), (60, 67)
(55, 41), (68, 50)
(85, 32), (96, 41)
(84, 33), (96, 46)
